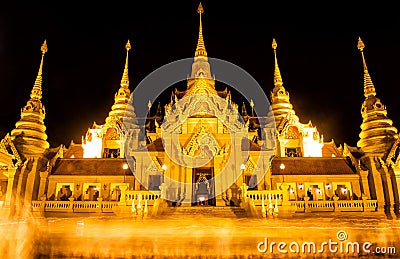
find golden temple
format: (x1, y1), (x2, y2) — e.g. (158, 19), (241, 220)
(0, 3), (399, 219)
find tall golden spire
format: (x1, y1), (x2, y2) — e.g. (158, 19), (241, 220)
(195, 2), (207, 58)
(120, 40), (131, 88)
(356, 37), (398, 154)
(30, 40), (48, 100)
(272, 38), (283, 87)
(106, 40), (134, 124)
(11, 40), (50, 154)
(357, 37), (376, 97)
(269, 38), (298, 128)
(185, 2), (215, 96)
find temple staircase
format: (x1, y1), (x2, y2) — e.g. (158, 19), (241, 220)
(163, 206), (247, 218)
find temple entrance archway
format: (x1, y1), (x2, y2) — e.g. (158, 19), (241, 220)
(192, 168), (215, 206)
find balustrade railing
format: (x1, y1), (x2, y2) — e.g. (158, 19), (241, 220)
(246, 188), (378, 213)
(289, 198), (377, 212)
(246, 190), (283, 206)
(32, 191), (161, 214)
(45, 201), (72, 210)
(291, 201), (305, 212)
(125, 190), (160, 206)
(363, 200), (378, 212)
(32, 191), (378, 214)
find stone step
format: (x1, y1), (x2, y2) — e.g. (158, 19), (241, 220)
(164, 206), (248, 218)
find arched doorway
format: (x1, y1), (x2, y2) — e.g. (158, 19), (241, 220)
(192, 168), (215, 206)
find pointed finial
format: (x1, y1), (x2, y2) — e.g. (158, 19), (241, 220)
(357, 37), (368, 72)
(197, 2), (204, 14)
(272, 38), (277, 50)
(147, 100), (152, 110)
(250, 99), (255, 117)
(357, 37), (365, 51)
(272, 38), (283, 87)
(120, 40), (131, 88)
(41, 40), (48, 54)
(126, 40), (131, 51)
(242, 102), (248, 117)
(357, 37), (376, 97)
(30, 40), (48, 100)
(195, 2), (207, 58)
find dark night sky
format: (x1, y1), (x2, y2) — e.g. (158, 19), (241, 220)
(0, 2), (400, 149)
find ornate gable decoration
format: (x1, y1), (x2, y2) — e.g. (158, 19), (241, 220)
(342, 143), (362, 171)
(162, 93), (245, 134)
(284, 126), (300, 139)
(100, 116), (122, 137)
(46, 145), (65, 172)
(386, 136), (400, 167)
(0, 134), (23, 167)
(244, 156), (257, 172)
(146, 156), (162, 172)
(0, 138), (8, 154)
(104, 128), (120, 140)
(184, 120), (220, 158)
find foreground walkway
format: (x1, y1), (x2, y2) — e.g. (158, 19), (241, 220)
(0, 212), (399, 258)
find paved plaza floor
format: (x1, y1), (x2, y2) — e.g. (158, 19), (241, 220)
(0, 211), (399, 258)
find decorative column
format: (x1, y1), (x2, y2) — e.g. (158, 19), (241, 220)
(280, 183), (291, 206)
(118, 184), (128, 205)
(367, 157), (385, 211)
(23, 157), (44, 213)
(38, 171), (49, 199)
(130, 128), (141, 151)
(159, 182), (167, 199)
(394, 168), (400, 205)
(351, 179), (362, 199)
(359, 170), (370, 199)
(3, 167), (17, 208)
(381, 165), (396, 214)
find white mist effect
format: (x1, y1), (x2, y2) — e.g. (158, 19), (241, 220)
(0, 213), (399, 258)
(0, 217), (47, 259)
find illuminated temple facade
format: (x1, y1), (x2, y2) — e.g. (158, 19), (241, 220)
(1, 4), (400, 217)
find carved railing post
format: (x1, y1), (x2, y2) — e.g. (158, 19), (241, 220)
(40, 196), (46, 216)
(304, 196), (311, 213)
(131, 199), (136, 215)
(333, 196), (339, 212)
(362, 195), (369, 212)
(97, 197), (103, 213)
(280, 183), (291, 206)
(261, 194), (266, 218)
(144, 200), (148, 218)
(119, 184), (128, 205)
(268, 193), (274, 217)
(273, 196), (279, 218)
(68, 197), (74, 213)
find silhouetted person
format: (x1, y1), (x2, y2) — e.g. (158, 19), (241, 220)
(307, 189), (313, 201)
